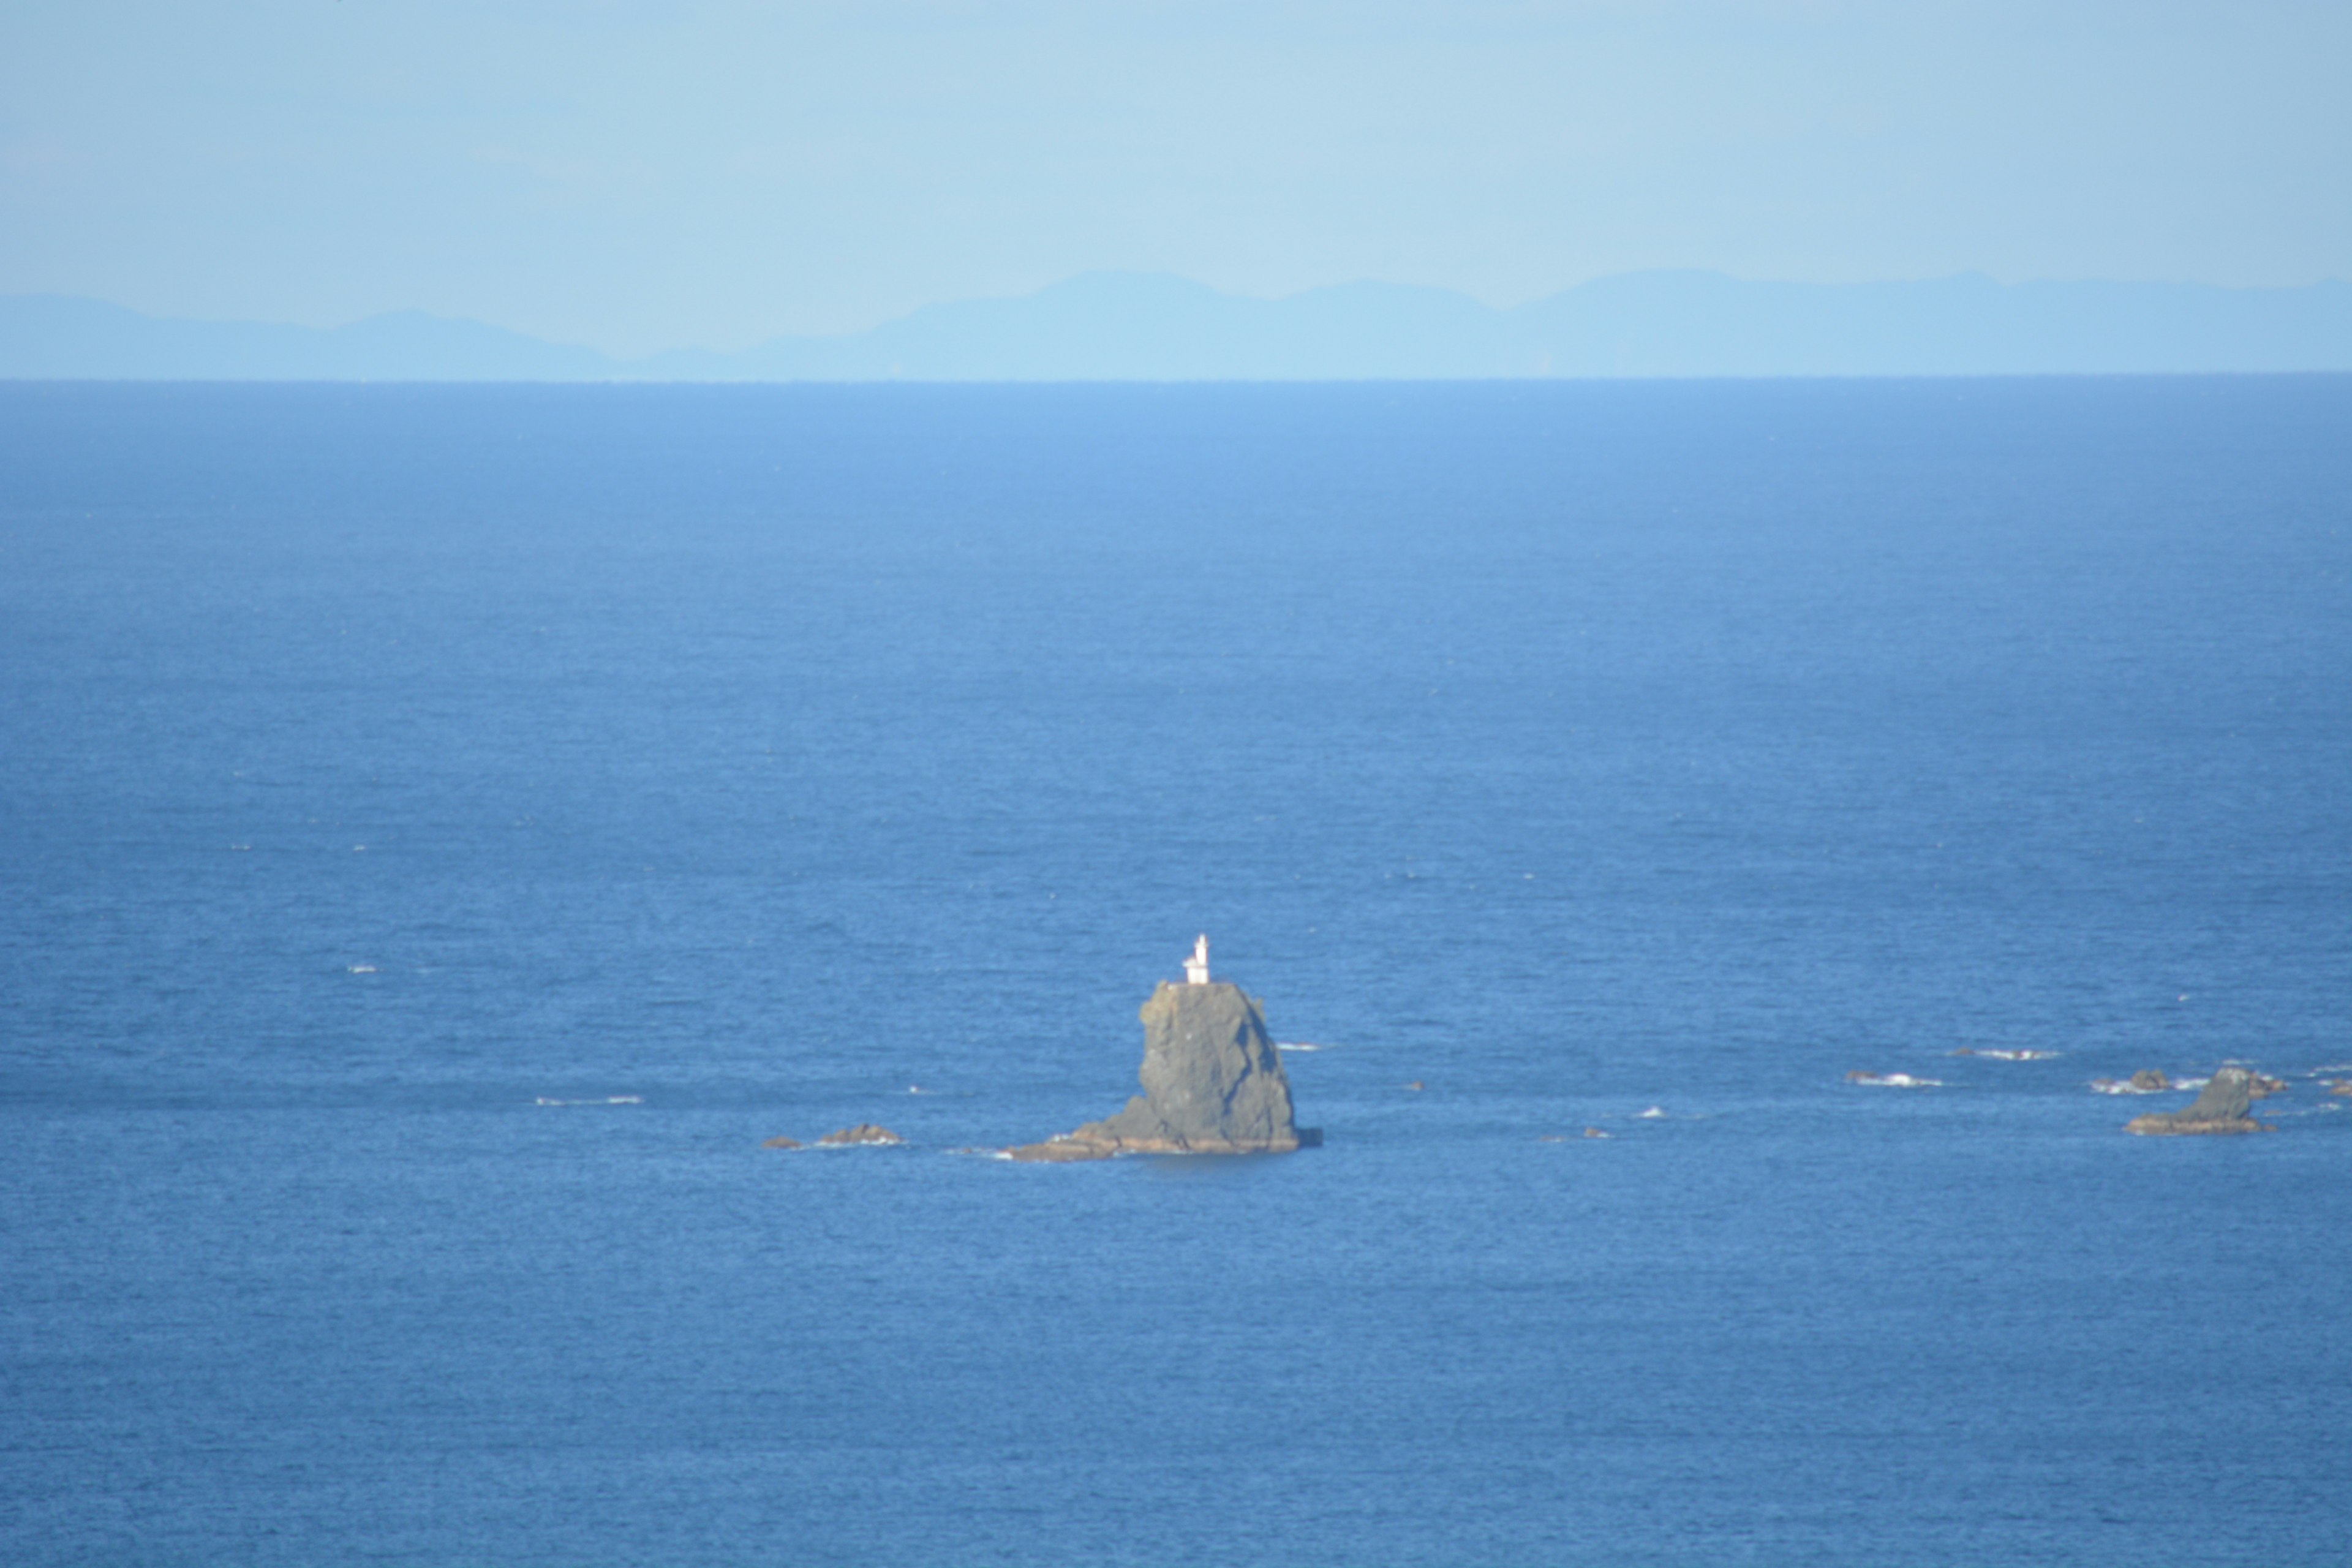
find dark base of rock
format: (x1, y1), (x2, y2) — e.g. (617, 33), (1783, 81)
(2125, 1115), (2269, 1136)
(1007, 1125), (1321, 1163)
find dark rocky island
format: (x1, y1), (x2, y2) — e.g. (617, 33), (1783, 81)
(2124, 1067), (2273, 1136)
(1009, 937), (1317, 1162)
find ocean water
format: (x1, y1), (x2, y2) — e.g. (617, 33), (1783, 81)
(2, 379), (2348, 1566)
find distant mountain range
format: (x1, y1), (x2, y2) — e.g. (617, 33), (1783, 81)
(6, 271), (2350, 381)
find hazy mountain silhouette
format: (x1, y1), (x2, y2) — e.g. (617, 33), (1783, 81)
(7, 273), (2350, 381)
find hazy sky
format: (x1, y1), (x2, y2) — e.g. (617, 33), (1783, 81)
(3, 1), (2345, 355)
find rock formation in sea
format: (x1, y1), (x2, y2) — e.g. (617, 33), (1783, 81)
(761, 1134), (802, 1149)
(1009, 938), (1316, 1161)
(2124, 1067), (2272, 1136)
(817, 1124), (904, 1146)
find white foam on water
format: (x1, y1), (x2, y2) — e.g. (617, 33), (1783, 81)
(346, 964), (377, 974)
(1638, 1106), (1666, 1118)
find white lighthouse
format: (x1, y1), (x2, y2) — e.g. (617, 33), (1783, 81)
(1183, 933), (1211, 986)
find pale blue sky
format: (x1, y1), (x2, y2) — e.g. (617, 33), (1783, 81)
(2, 1), (2345, 355)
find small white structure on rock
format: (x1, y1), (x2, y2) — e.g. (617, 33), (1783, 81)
(1183, 933), (1212, 986)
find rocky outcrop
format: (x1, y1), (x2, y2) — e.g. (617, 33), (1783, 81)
(761, 1134), (802, 1149)
(2092, 1069), (2173, 1095)
(2125, 1068), (2272, 1136)
(1008, 981), (1317, 1161)
(818, 1124), (904, 1146)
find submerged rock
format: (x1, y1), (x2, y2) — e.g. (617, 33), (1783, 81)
(817, 1124), (905, 1146)
(2125, 1068), (2272, 1136)
(761, 1134), (802, 1150)
(1008, 968), (1317, 1162)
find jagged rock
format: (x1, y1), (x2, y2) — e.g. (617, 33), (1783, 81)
(817, 1124), (904, 1146)
(2249, 1073), (2288, 1098)
(761, 1134), (802, 1149)
(2125, 1068), (2272, 1136)
(1008, 980), (1317, 1161)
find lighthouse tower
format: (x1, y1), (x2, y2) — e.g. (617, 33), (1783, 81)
(1183, 933), (1211, 986)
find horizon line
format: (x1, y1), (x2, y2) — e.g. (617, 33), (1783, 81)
(10, 268), (2351, 363)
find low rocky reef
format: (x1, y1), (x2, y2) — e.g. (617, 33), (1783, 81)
(2092, 1069), (2177, 1095)
(2125, 1068), (2274, 1136)
(1847, 1071), (1942, 1088)
(1008, 979), (1319, 1161)
(763, 1125), (905, 1150)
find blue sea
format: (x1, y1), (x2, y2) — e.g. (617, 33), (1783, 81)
(4, 379), (2348, 1567)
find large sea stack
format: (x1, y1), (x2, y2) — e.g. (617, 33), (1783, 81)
(2124, 1067), (2272, 1136)
(1010, 938), (1316, 1161)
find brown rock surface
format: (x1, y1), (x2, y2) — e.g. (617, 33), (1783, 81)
(761, 1134), (802, 1149)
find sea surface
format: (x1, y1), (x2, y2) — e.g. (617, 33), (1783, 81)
(2, 379), (2348, 1567)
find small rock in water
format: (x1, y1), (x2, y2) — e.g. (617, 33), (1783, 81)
(1581, 1128), (1611, 1139)
(1404, 1080), (1425, 1092)
(817, 1124), (905, 1146)
(761, 1135), (802, 1150)
(2090, 1070), (2172, 1095)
